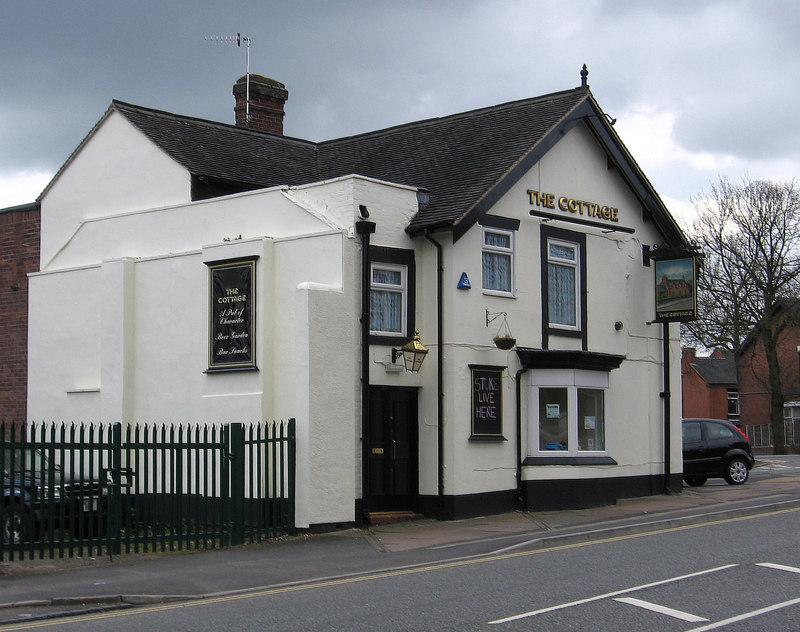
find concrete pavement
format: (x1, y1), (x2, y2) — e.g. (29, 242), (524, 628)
(1, 456), (799, 626)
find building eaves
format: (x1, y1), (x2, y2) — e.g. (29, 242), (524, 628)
(315, 88), (590, 237)
(57, 86), (687, 250)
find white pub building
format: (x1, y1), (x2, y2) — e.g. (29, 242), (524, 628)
(28, 67), (688, 529)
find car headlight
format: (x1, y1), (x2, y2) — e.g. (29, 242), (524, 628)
(41, 485), (62, 500)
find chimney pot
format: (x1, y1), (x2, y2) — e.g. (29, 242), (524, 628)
(233, 74), (288, 134)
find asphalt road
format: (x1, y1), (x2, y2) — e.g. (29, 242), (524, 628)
(1, 454), (799, 631)
(4, 497), (800, 630)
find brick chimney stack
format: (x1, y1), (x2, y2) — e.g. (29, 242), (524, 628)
(233, 74), (288, 134)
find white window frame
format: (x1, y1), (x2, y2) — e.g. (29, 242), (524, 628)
(727, 388), (740, 420)
(527, 369), (609, 457)
(482, 228), (514, 296)
(546, 237), (580, 331)
(369, 262), (408, 337)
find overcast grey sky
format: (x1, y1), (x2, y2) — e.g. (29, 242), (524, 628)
(2, 0), (799, 228)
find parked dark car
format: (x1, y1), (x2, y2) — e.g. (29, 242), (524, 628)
(2, 444), (107, 544)
(682, 418), (755, 486)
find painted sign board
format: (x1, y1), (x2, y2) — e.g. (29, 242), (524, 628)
(470, 366), (504, 439)
(654, 256), (697, 322)
(206, 257), (258, 371)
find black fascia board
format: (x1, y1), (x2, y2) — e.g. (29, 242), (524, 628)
(448, 99), (589, 244)
(575, 100), (688, 249)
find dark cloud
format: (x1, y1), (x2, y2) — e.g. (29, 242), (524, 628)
(1, 0), (798, 208)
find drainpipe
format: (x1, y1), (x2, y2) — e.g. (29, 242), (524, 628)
(662, 321), (672, 494)
(356, 219), (376, 524)
(424, 233), (445, 508)
(515, 368), (528, 508)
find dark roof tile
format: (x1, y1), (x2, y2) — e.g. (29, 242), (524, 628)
(111, 86), (685, 245)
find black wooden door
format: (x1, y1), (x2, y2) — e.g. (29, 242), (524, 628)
(368, 386), (418, 511)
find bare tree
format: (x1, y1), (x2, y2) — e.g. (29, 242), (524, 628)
(685, 175), (800, 454)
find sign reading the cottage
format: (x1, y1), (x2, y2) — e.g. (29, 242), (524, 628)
(527, 189), (619, 223)
(206, 258), (257, 370)
(470, 366), (504, 439)
(654, 256), (697, 322)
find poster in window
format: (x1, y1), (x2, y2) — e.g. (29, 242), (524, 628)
(206, 258), (257, 371)
(654, 257), (697, 322)
(470, 366), (504, 439)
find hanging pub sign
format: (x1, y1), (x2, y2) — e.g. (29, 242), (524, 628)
(653, 255), (697, 322)
(205, 257), (258, 371)
(470, 365), (505, 440)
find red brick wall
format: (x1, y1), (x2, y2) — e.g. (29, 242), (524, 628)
(0, 203), (39, 422)
(681, 348), (730, 418)
(738, 324), (800, 427)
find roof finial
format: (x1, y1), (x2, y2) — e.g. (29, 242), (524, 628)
(580, 64), (589, 88)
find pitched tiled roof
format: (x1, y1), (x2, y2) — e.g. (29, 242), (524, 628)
(692, 350), (737, 385)
(315, 89), (588, 234)
(111, 86), (685, 245)
(113, 101), (319, 188)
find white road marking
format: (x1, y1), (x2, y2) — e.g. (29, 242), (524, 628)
(757, 562), (800, 574)
(614, 597), (708, 622)
(488, 564), (737, 625)
(685, 597), (800, 631)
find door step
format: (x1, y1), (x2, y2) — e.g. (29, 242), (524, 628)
(368, 511), (424, 525)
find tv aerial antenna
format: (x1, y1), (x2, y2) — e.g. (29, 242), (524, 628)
(205, 33), (251, 121)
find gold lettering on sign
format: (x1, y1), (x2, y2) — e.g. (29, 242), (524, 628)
(527, 189), (619, 223)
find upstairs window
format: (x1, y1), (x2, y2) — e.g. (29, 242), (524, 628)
(370, 262), (407, 336)
(547, 239), (579, 329)
(482, 228), (513, 295)
(541, 226), (586, 339)
(368, 246), (416, 344)
(727, 389), (740, 421)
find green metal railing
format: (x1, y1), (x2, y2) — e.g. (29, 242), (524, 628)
(1, 419), (295, 560)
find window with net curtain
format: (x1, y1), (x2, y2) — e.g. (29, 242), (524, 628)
(482, 229), (513, 293)
(547, 239), (579, 328)
(370, 263), (406, 335)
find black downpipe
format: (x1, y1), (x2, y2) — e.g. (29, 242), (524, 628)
(515, 368), (528, 508)
(662, 321), (672, 494)
(424, 233), (445, 505)
(356, 220), (375, 524)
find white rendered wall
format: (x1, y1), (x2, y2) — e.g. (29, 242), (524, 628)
(423, 123), (683, 497)
(30, 173), (418, 527)
(39, 111), (190, 268)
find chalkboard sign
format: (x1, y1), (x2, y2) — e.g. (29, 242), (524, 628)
(471, 366), (504, 438)
(206, 258), (257, 371)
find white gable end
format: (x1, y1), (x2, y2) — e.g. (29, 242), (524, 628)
(39, 110), (190, 267)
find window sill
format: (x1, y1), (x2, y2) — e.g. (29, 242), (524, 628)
(523, 456), (617, 466)
(469, 435), (508, 442)
(482, 290), (516, 299)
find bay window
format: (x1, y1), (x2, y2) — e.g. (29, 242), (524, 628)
(528, 369), (608, 457)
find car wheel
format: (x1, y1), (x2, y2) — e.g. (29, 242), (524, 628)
(724, 457), (750, 485)
(2, 503), (29, 544)
(684, 476), (707, 487)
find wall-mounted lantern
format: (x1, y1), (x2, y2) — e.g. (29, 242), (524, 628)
(391, 330), (428, 373)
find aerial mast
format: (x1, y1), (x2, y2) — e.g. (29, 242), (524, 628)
(205, 32), (252, 121)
